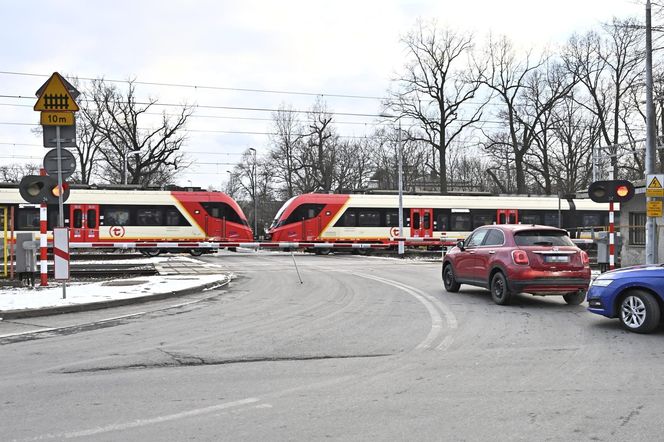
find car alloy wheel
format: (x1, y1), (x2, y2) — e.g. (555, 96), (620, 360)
(619, 290), (661, 333)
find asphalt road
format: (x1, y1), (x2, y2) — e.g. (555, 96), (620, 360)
(1, 251), (663, 441)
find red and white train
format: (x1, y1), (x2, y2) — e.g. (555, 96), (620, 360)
(0, 185), (253, 255)
(266, 193), (612, 249)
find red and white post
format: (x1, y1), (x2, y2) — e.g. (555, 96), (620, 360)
(609, 201), (615, 271)
(39, 168), (48, 286)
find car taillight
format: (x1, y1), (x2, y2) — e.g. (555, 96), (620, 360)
(580, 250), (589, 266)
(512, 250), (529, 265)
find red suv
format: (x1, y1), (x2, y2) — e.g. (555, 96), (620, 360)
(442, 224), (590, 305)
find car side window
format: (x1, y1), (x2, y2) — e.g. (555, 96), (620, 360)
(483, 229), (505, 246)
(466, 229), (488, 248)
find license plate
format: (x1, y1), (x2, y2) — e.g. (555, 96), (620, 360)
(545, 255), (569, 263)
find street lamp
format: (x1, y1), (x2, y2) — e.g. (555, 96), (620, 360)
(381, 113), (405, 255)
(248, 147), (258, 239)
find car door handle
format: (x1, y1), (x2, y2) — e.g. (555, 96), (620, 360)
(469, 251), (476, 254)
(489, 251), (496, 254)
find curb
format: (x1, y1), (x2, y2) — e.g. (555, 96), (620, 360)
(0, 276), (231, 320)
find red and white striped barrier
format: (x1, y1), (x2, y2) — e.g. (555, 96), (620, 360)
(67, 241), (392, 250)
(53, 228), (70, 280)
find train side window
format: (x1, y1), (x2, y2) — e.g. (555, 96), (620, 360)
(582, 214), (601, 228)
(47, 205), (59, 230)
(358, 210), (380, 227)
(104, 207), (130, 226)
(166, 208), (189, 226)
(434, 212), (449, 231)
(385, 211), (399, 227)
(87, 209), (97, 229)
(16, 208), (40, 231)
(423, 212), (430, 229)
(412, 212), (420, 230)
(334, 210), (357, 227)
(451, 214), (471, 231)
(73, 209), (83, 228)
(473, 213), (494, 229)
(137, 208), (164, 226)
(544, 212), (559, 227)
(345, 211), (357, 227)
(520, 214), (541, 225)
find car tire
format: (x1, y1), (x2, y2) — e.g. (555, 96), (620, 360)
(563, 291), (585, 305)
(490, 272), (512, 305)
(619, 290), (661, 334)
(442, 264), (460, 293)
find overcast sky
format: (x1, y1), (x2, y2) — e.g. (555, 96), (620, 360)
(0, 0), (644, 190)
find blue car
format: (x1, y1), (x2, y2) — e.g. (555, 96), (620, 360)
(587, 265), (664, 333)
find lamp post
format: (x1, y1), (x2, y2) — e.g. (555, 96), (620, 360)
(380, 113), (405, 255)
(397, 120), (404, 255)
(249, 147), (258, 239)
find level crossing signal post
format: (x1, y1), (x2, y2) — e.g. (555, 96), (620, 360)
(588, 180), (635, 270)
(18, 72), (80, 294)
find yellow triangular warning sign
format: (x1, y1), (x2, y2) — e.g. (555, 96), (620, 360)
(649, 176), (663, 189)
(34, 72), (79, 112)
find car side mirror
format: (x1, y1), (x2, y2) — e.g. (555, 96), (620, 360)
(456, 240), (465, 250)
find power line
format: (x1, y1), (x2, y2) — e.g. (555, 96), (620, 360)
(0, 70), (386, 101)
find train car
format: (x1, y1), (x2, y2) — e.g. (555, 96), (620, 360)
(0, 184), (253, 256)
(266, 193), (613, 249)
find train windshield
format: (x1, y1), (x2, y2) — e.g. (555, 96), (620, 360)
(270, 196), (298, 230)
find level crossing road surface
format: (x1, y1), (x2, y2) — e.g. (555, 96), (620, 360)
(0, 250), (662, 440)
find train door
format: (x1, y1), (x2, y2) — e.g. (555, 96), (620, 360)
(69, 204), (99, 241)
(410, 208), (433, 238)
(301, 207), (322, 241)
(497, 209), (518, 224)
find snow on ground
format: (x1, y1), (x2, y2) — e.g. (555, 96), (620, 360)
(0, 254), (231, 313)
(0, 274), (229, 312)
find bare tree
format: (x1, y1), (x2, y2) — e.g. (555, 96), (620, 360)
(87, 79), (194, 186)
(387, 21), (484, 193)
(479, 37), (575, 194)
(0, 163), (40, 182)
(268, 105), (306, 198)
(563, 17), (644, 179)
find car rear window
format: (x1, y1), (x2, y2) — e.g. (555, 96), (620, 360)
(514, 230), (574, 247)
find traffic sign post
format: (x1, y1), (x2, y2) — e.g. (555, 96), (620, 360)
(31, 72), (79, 295)
(40, 111), (75, 126)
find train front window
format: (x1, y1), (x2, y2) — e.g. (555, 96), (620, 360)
(201, 202), (243, 224)
(284, 204), (325, 225)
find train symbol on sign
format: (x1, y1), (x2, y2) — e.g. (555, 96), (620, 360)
(43, 94), (72, 110)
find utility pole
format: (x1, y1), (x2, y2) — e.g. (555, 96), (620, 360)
(249, 147), (258, 239)
(646, 0), (658, 264)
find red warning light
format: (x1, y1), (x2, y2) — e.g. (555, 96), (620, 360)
(616, 185), (629, 198)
